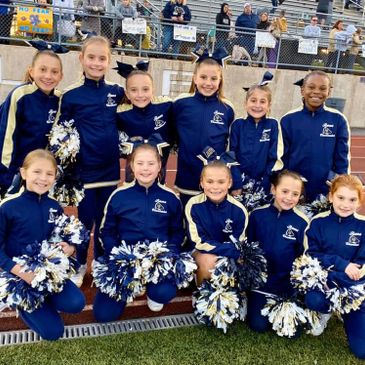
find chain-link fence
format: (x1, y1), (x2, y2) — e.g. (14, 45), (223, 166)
(0, 1), (364, 74)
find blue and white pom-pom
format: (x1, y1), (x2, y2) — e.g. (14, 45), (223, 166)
(174, 252), (197, 289)
(92, 241), (144, 302)
(297, 194), (331, 219)
(210, 257), (236, 289)
(118, 131), (130, 157)
(238, 292), (248, 321)
(48, 119), (80, 167)
(327, 284), (365, 314)
(194, 280), (240, 333)
(291, 254), (328, 294)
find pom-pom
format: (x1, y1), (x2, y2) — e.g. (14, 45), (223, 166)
(210, 257), (236, 289)
(291, 255), (328, 294)
(193, 280), (240, 333)
(174, 252), (197, 289)
(48, 119), (80, 167)
(327, 284), (365, 314)
(297, 194), (331, 219)
(92, 241), (144, 302)
(238, 292), (248, 321)
(118, 131), (130, 157)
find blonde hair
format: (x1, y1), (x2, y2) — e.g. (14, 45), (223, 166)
(330, 174), (364, 204)
(81, 36), (111, 59)
(189, 58), (226, 102)
(22, 149), (57, 173)
(200, 160), (232, 181)
(23, 51), (62, 83)
(245, 84), (272, 104)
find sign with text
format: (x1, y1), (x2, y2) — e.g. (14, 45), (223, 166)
(298, 38), (318, 55)
(255, 31), (276, 49)
(173, 24), (197, 42)
(17, 6), (53, 34)
(122, 18), (147, 35)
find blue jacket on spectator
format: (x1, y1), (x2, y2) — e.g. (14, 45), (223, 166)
(0, 0), (10, 14)
(162, 0), (191, 24)
(235, 12), (259, 34)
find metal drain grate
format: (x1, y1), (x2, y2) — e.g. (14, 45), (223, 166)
(0, 313), (199, 346)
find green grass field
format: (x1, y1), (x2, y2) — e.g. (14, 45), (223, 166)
(0, 317), (363, 365)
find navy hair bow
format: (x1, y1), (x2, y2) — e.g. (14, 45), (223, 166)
(113, 60), (150, 79)
(243, 71), (274, 91)
(294, 78), (304, 87)
(191, 48), (230, 67)
(27, 40), (69, 54)
(197, 146), (239, 168)
(122, 133), (169, 156)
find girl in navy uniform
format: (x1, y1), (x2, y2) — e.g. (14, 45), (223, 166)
(305, 175), (365, 359)
(0, 41), (66, 196)
(0, 149), (85, 340)
(173, 48), (235, 207)
(55, 36), (124, 287)
(114, 60), (173, 182)
(280, 70), (350, 202)
(185, 157), (248, 285)
(246, 170), (309, 333)
(229, 72), (283, 196)
(93, 141), (184, 321)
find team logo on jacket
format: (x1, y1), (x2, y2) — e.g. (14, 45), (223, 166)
(154, 114), (166, 130)
(282, 225), (298, 240)
(320, 123), (335, 137)
(210, 110), (224, 125)
(46, 109), (57, 124)
(48, 208), (58, 223)
(259, 129), (271, 142)
(222, 218), (233, 233)
(345, 231), (361, 246)
(106, 93), (117, 107)
(152, 199), (167, 214)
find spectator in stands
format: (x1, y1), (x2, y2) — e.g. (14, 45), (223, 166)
(302, 16), (321, 69)
(348, 27), (363, 73)
(80, 0), (105, 35)
(0, 0), (12, 45)
(316, 0), (333, 26)
(161, 0), (191, 55)
(137, 0), (155, 50)
(235, 2), (259, 57)
(326, 20), (343, 70)
(335, 24), (356, 71)
(114, 0), (138, 48)
(277, 9), (287, 32)
(215, 3), (231, 50)
(267, 16), (282, 67)
(256, 11), (271, 67)
(53, 0), (75, 42)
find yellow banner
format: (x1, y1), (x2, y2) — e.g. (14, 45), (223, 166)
(17, 6), (53, 35)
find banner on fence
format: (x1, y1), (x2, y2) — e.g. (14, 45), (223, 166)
(17, 6), (53, 34)
(173, 24), (197, 42)
(298, 38), (318, 55)
(255, 31), (276, 49)
(122, 18), (147, 34)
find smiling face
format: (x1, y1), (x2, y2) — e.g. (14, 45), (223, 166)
(246, 88), (271, 122)
(200, 165), (232, 204)
(79, 41), (110, 81)
(301, 74), (331, 111)
(29, 53), (63, 95)
(193, 63), (222, 97)
(126, 73), (154, 108)
(330, 186), (361, 217)
(271, 175), (302, 211)
(20, 158), (56, 195)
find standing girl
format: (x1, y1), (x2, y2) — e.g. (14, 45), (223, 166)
(305, 175), (365, 359)
(246, 170), (309, 333)
(280, 70), (350, 203)
(185, 157), (248, 286)
(0, 41), (65, 196)
(93, 142), (184, 321)
(115, 60), (173, 182)
(173, 49), (235, 206)
(229, 72), (283, 197)
(0, 149), (85, 340)
(54, 36), (124, 287)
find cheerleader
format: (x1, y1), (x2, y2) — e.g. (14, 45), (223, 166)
(280, 70), (350, 202)
(173, 48), (235, 206)
(54, 36), (124, 286)
(0, 150), (85, 340)
(305, 175), (365, 359)
(246, 170), (308, 334)
(0, 40), (66, 196)
(93, 138), (184, 322)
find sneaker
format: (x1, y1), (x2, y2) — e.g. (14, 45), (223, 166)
(310, 313), (331, 336)
(147, 297), (164, 312)
(0, 302), (8, 312)
(70, 264), (87, 288)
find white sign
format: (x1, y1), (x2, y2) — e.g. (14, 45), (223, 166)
(173, 24), (197, 42)
(122, 18), (147, 35)
(298, 38), (318, 55)
(362, 44), (365, 57)
(255, 31), (276, 49)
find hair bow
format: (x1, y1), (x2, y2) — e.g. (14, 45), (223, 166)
(243, 71), (274, 91)
(294, 78), (304, 87)
(197, 146), (239, 168)
(26, 40), (69, 54)
(122, 133), (169, 156)
(191, 47), (230, 67)
(113, 60), (150, 79)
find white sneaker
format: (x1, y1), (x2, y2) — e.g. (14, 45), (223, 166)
(147, 297), (164, 312)
(310, 313), (331, 336)
(70, 264), (87, 288)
